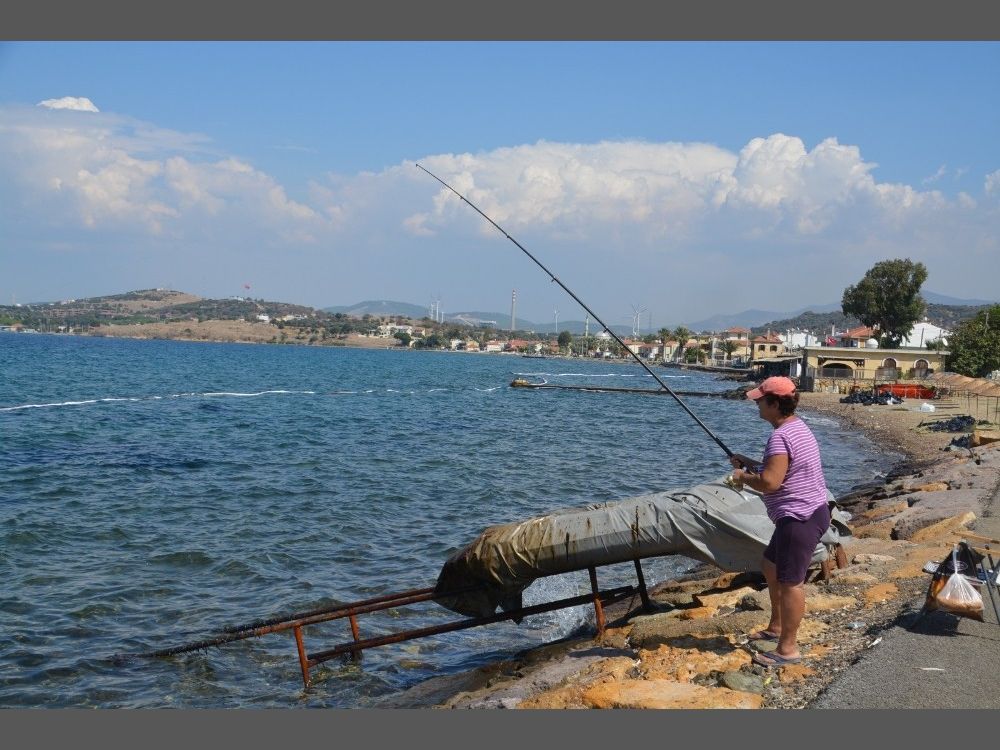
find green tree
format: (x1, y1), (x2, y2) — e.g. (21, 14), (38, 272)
(658, 327), (672, 361)
(557, 330), (573, 350)
(841, 258), (928, 348)
(720, 339), (739, 361)
(416, 332), (446, 349)
(684, 346), (707, 364)
(947, 305), (1000, 377)
(672, 326), (691, 361)
(393, 330), (412, 347)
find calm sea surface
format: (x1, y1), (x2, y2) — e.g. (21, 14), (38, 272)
(0, 333), (898, 707)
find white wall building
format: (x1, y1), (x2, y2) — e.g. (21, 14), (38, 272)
(901, 320), (950, 348)
(780, 330), (821, 349)
(377, 324), (415, 338)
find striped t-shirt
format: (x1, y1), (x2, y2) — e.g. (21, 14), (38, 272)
(761, 417), (828, 522)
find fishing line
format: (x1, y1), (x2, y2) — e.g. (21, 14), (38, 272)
(416, 163), (735, 459)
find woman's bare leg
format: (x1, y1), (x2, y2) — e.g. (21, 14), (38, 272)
(775, 582), (805, 658)
(761, 557), (782, 636)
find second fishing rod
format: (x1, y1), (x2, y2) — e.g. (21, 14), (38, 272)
(416, 163), (736, 461)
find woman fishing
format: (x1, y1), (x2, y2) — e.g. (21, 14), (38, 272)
(729, 376), (830, 667)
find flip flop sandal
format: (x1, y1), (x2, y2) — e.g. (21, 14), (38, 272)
(753, 651), (801, 667)
(747, 630), (780, 642)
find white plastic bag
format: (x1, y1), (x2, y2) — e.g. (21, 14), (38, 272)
(919, 402), (936, 413)
(934, 550), (984, 621)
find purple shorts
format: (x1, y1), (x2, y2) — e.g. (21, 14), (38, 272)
(763, 504), (831, 584)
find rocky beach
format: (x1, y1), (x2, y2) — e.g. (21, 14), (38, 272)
(381, 387), (1000, 709)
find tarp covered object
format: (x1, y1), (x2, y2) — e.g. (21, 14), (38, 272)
(434, 477), (852, 618)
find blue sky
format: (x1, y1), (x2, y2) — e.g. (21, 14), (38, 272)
(1, 42), (998, 327)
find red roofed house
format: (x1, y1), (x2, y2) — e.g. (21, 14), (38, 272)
(750, 332), (786, 361)
(838, 326), (876, 348)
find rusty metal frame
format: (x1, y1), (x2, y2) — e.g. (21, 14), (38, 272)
(140, 559), (657, 689)
(297, 582), (638, 687)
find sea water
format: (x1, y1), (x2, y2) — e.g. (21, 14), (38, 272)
(0, 333), (898, 707)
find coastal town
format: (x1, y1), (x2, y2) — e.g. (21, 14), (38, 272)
(2, 283), (995, 398)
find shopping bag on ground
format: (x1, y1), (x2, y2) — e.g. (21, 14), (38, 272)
(925, 548), (984, 621)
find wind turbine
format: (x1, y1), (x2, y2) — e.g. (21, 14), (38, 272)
(631, 304), (647, 338)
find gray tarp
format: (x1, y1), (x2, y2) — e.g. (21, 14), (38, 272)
(434, 477), (852, 618)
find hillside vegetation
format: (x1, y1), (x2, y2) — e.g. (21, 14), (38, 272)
(2, 289), (989, 351)
(0, 289), (367, 335)
(749, 302), (988, 337)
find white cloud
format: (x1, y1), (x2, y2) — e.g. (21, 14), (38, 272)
(1, 104), (319, 238)
(37, 96), (100, 112)
(2, 99), (998, 319)
(986, 169), (1000, 196)
(407, 139), (737, 241)
(922, 164), (947, 185)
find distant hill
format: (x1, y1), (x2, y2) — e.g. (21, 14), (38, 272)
(685, 304), (841, 332)
(321, 299), (640, 335)
(687, 291), (995, 333)
(923, 303), (992, 331)
(323, 299), (432, 320)
(323, 300), (525, 327)
(748, 304), (989, 338)
(749, 311), (860, 337)
(3, 289), (342, 331)
(923, 291), (996, 306)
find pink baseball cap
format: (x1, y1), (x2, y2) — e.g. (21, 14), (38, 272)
(746, 376), (796, 401)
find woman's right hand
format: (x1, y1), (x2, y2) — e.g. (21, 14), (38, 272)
(729, 453), (756, 470)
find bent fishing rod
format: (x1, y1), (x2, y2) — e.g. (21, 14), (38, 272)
(416, 163), (735, 460)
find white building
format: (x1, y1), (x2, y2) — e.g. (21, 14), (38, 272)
(376, 324), (415, 338)
(780, 330), (821, 349)
(901, 320), (950, 348)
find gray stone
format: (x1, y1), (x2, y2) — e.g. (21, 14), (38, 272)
(852, 553), (896, 564)
(736, 591), (770, 611)
(890, 488), (990, 539)
(719, 670), (766, 694)
(652, 591), (695, 607)
(628, 610), (768, 650)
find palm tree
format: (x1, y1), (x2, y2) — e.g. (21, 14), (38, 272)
(658, 327), (672, 362)
(672, 326), (691, 361)
(720, 339), (739, 362)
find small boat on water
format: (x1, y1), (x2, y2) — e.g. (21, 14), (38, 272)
(876, 383), (937, 400)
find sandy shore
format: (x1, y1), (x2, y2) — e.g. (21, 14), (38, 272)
(380, 391), (1000, 709)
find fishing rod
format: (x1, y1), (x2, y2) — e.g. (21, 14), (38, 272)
(416, 163), (735, 459)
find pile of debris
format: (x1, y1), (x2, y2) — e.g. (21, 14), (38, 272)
(720, 385), (756, 400)
(920, 415), (981, 433)
(839, 389), (903, 406)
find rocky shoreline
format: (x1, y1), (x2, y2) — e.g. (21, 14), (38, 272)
(379, 391), (1000, 709)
